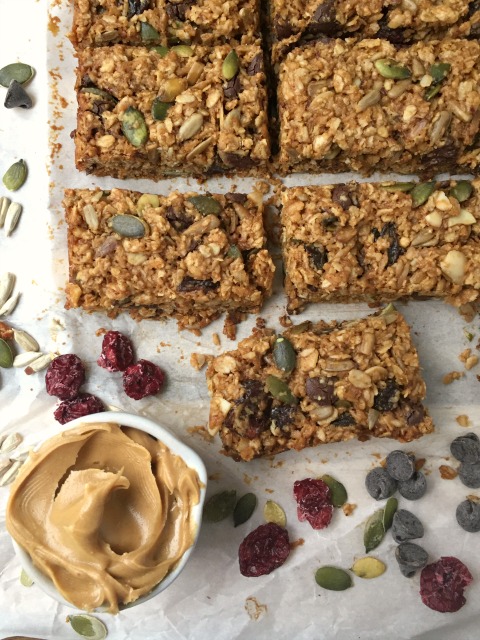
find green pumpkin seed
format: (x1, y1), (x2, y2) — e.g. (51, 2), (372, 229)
(79, 86), (117, 102)
(264, 500), (286, 527)
(424, 83), (442, 101)
(351, 557), (386, 579)
(151, 45), (169, 57)
(2, 159), (27, 191)
(321, 474), (347, 508)
(204, 490), (237, 522)
(380, 182), (416, 193)
(111, 214), (149, 238)
(288, 320), (312, 335)
(429, 62), (451, 83)
(0, 339), (13, 368)
(233, 492), (257, 527)
(121, 106), (148, 147)
(273, 336), (296, 373)
(450, 180), (473, 203)
(265, 375), (297, 405)
(410, 181), (436, 208)
(171, 44), (194, 57)
(364, 509), (386, 553)
(140, 21), (160, 42)
(227, 244), (242, 259)
(151, 98), (171, 121)
(20, 569), (33, 587)
(382, 496), (398, 531)
(0, 62), (35, 88)
(222, 50), (240, 80)
(315, 566), (352, 591)
(67, 614), (107, 639)
(374, 58), (411, 80)
(188, 195), (222, 216)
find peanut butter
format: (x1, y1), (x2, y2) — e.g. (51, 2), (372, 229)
(6, 422), (201, 613)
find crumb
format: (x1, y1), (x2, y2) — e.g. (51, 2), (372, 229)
(467, 494), (480, 503)
(442, 371), (464, 384)
(190, 352), (207, 370)
(265, 488), (274, 493)
(243, 473), (258, 485)
(371, 452), (382, 459)
(187, 425), (213, 442)
(95, 327), (107, 337)
(456, 414), (471, 427)
(279, 314), (292, 328)
(380, 457), (387, 467)
(254, 180), (271, 195)
(269, 459), (284, 469)
(439, 464), (458, 480)
(342, 503), (357, 516)
(465, 355), (479, 370)
(255, 316), (266, 329)
(458, 303), (477, 323)
(290, 538), (305, 549)
(245, 597), (267, 621)
(459, 348), (471, 363)
(223, 312), (240, 341)
(415, 458), (426, 471)
(208, 472), (221, 481)
(0, 321), (13, 341)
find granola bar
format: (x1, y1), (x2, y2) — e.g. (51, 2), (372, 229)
(269, 0), (480, 62)
(70, 0), (260, 49)
(282, 181), (480, 313)
(206, 307), (433, 461)
(277, 38), (480, 176)
(74, 44), (269, 179)
(63, 188), (275, 330)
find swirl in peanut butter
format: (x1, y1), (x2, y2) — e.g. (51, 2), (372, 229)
(6, 422), (201, 613)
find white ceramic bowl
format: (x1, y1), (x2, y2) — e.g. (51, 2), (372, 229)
(11, 411), (207, 611)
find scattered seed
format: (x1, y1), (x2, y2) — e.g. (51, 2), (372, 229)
(0, 432), (23, 453)
(351, 557), (386, 579)
(2, 159), (28, 191)
(140, 21), (160, 42)
(121, 107), (148, 147)
(5, 80), (33, 109)
(0, 62), (35, 87)
(222, 50), (240, 80)
(171, 44), (194, 57)
(111, 214), (149, 238)
(151, 98), (171, 121)
(13, 351), (43, 368)
(187, 195), (222, 216)
(67, 614), (108, 640)
(178, 112), (204, 141)
(0, 272), (15, 308)
(375, 59), (411, 80)
(186, 136), (214, 160)
(20, 569), (34, 587)
(315, 566), (352, 591)
(0, 338), (13, 368)
(364, 509), (386, 553)
(265, 375), (297, 405)
(204, 489), (237, 522)
(387, 79), (412, 98)
(264, 500), (286, 527)
(0, 196), (10, 227)
(0, 292), (20, 316)
(410, 181), (436, 208)
(321, 474), (347, 507)
(24, 352), (54, 373)
(233, 493), (257, 527)
(4, 202), (23, 236)
(380, 182), (416, 193)
(357, 88), (381, 112)
(0, 459), (13, 482)
(0, 459), (22, 487)
(382, 496), (398, 531)
(450, 181), (473, 204)
(273, 335), (296, 373)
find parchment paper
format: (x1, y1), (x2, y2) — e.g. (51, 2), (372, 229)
(1, 1), (479, 638)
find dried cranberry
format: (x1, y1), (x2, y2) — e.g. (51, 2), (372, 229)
(294, 478), (333, 530)
(420, 557), (473, 613)
(45, 354), (85, 400)
(123, 359), (165, 399)
(54, 393), (105, 425)
(238, 523), (290, 577)
(97, 330), (134, 372)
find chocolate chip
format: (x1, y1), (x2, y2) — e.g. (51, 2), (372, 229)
(274, 21), (295, 39)
(225, 192), (247, 204)
(220, 152), (257, 169)
(224, 75), (242, 100)
(374, 379), (402, 411)
(331, 411), (356, 427)
(404, 402), (425, 426)
(127, 0), (152, 19)
(4, 80), (32, 109)
(247, 53), (263, 76)
(307, 0), (340, 36)
(165, 206), (193, 232)
(225, 379), (272, 439)
(332, 184), (353, 210)
(376, 14), (407, 44)
(177, 276), (219, 292)
(305, 377), (335, 405)
(305, 244), (328, 270)
(271, 404), (297, 429)
(165, 0), (194, 21)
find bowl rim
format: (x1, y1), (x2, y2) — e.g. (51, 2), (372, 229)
(11, 410), (208, 612)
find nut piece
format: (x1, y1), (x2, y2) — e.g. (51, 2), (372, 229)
(440, 250), (466, 284)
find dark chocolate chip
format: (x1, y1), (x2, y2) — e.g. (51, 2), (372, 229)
(305, 377), (336, 405)
(373, 379), (402, 411)
(177, 276), (219, 292)
(398, 472), (427, 500)
(331, 184), (353, 210)
(224, 75), (243, 100)
(4, 79), (32, 109)
(456, 499), (480, 532)
(165, 0), (194, 21)
(308, 0), (340, 37)
(365, 467), (397, 500)
(331, 411), (356, 427)
(165, 206), (193, 232)
(419, 142), (459, 176)
(274, 20), (295, 39)
(458, 461), (480, 488)
(305, 244), (328, 270)
(225, 192), (247, 204)
(127, 0), (152, 18)
(220, 152), (257, 169)
(450, 433), (480, 464)
(386, 450), (416, 482)
(404, 402), (425, 426)
(391, 509), (424, 543)
(247, 53), (263, 76)
(395, 542), (429, 577)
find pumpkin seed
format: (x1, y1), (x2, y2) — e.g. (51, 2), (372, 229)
(137, 193), (159, 213)
(315, 566), (352, 591)
(424, 84), (441, 101)
(233, 492), (257, 527)
(171, 44), (194, 57)
(151, 45), (169, 57)
(450, 180), (473, 203)
(204, 489), (237, 522)
(273, 336), (296, 373)
(374, 59), (411, 80)
(0, 338), (13, 368)
(380, 182), (416, 193)
(429, 62), (451, 83)
(80, 86), (117, 102)
(152, 98), (171, 121)
(111, 214), (149, 238)
(351, 557), (386, 579)
(264, 500), (286, 527)
(265, 375), (297, 405)
(0, 62), (35, 87)
(383, 496), (398, 531)
(140, 21), (160, 42)
(121, 107), (148, 147)
(20, 569), (34, 587)
(178, 112), (204, 141)
(222, 50), (240, 80)
(5, 80), (33, 109)
(4, 202), (22, 236)
(67, 614), (107, 640)
(2, 159), (27, 191)
(410, 181), (435, 208)
(188, 195), (222, 216)
(364, 509), (386, 553)
(227, 244), (242, 259)
(321, 474), (347, 507)
(0, 196), (11, 227)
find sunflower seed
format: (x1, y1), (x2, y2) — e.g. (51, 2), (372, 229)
(387, 79), (412, 99)
(25, 352), (54, 373)
(315, 566), (352, 591)
(13, 351), (42, 367)
(0, 197), (11, 227)
(222, 50), (240, 80)
(375, 59), (411, 80)
(186, 136), (214, 160)
(96, 29), (119, 43)
(2, 159), (28, 191)
(204, 490), (237, 522)
(111, 214), (149, 237)
(0, 272), (15, 307)
(178, 112), (204, 141)
(0, 459), (22, 486)
(121, 107), (148, 147)
(0, 62), (35, 87)
(13, 329), (39, 352)
(4, 202), (22, 236)
(5, 79), (33, 109)
(140, 21), (160, 42)
(188, 195), (222, 215)
(358, 89), (381, 112)
(187, 61), (205, 85)
(450, 180), (473, 203)
(82, 204), (99, 231)
(0, 292), (20, 316)
(264, 500), (286, 527)
(66, 614), (107, 640)
(351, 557), (386, 579)
(0, 432), (23, 454)
(410, 229), (437, 247)
(233, 493), (257, 527)
(430, 110), (452, 145)
(0, 338), (13, 368)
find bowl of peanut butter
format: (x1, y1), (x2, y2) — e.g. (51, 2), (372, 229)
(6, 411), (207, 613)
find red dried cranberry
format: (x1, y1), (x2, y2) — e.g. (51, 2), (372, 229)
(238, 523), (290, 577)
(123, 359), (165, 400)
(97, 330), (135, 372)
(294, 478), (333, 530)
(54, 393), (105, 425)
(420, 557), (473, 613)
(45, 354), (85, 400)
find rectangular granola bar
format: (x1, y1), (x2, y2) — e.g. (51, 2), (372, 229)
(74, 44), (269, 179)
(269, 0), (480, 62)
(277, 38), (480, 176)
(63, 188), (275, 331)
(70, 0), (260, 49)
(206, 307), (433, 461)
(282, 181), (480, 313)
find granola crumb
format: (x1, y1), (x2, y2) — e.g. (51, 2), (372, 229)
(415, 458), (426, 471)
(223, 312), (240, 341)
(264, 488), (274, 493)
(0, 321), (13, 341)
(255, 316), (266, 329)
(254, 180), (271, 195)
(190, 352), (208, 370)
(290, 538), (305, 550)
(187, 425), (213, 442)
(467, 494), (480, 503)
(342, 503), (357, 516)
(458, 303), (477, 323)
(459, 348), (471, 363)
(95, 327), (107, 337)
(465, 355), (479, 370)
(456, 414), (471, 427)
(208, 472), (221, 481)
(442, 371), (464, 384)
(212, 333), (221, 347)
(439, 464), (458, 480)
(243, 473), (258, 485)
(245, 597), (267, 621)
(279, 314), (292, 328)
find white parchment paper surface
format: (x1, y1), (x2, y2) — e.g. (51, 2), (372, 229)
(0, 1), (479, 638)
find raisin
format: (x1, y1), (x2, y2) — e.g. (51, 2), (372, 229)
(293, 478), (333, 530)
(54, 393), (105, 425)
(420, 557), (473, 613)
(224, 379), (272, 438)
(305, 244), (328, 270)
(127, 0), (151, 18)
(123, 359), (165, 400)
(270, 404), (296, 429)
(404, 402), (425, 426)
(305, 377), (336, 405)
(379, 222), (404, 266)
(307, 0), (340, 36)
(45, 354), (86, 400)
(165, 206), (193, 232)
(386, 450), (415, 482)
(373, 379), (402, 411)
(177, 276), (219, 292)
(97, 330), (134, 372)
(365, 467), (397, 500)
(398, 471), (427, 500)
(238, 522), (290, 577)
